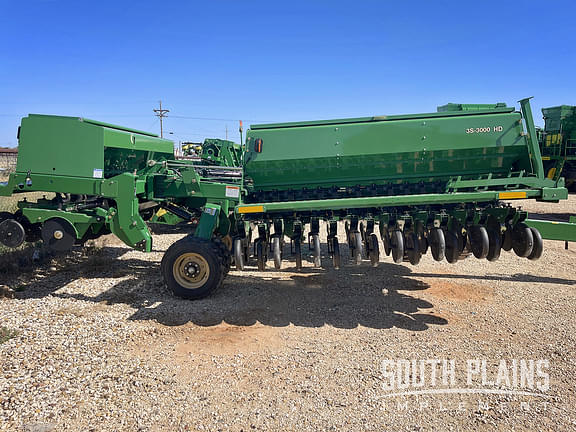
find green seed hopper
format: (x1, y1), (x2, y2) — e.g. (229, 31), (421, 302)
(233, 99), (574, 277)
(0, 114), (241, 261)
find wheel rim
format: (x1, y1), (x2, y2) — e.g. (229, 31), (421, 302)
(173, 252), (210, 289)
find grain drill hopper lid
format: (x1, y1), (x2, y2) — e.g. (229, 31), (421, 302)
(251, 104), (514, 130)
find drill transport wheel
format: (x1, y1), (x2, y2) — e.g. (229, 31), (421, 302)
(161, 237), (224, 300)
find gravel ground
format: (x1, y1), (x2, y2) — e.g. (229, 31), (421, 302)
(1, 197), (576, 431)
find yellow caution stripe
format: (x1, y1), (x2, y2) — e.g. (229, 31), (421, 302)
(237, 205), (265, 214)
(499, 191), (527, 200)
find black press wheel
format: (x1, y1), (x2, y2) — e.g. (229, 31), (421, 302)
(415, 221), (428, 255)
(233, 238), (244, 271)
(41, 218), (77, 252)
(352, 231), (363, 265)
(273, 236), (282, 269)
(405, 231), (422, 265)
(390, 229), (404, 264)
(380, 225), (392, 256)
(527, 227), (543, 260)
(486, 217), (502, 262)
(330, 237), (341, 269)
(467, 225), (489, 259)
(312, 234), (321, 267)
(368, 233), (380, 267)
(0, 218), (26, 248)
(444, 229), (460, 264)
(428, 227), (445, 262)
(502, 224), (513, 252)
(511, 222), (534, 257)
(161, 237), (224, 300)
(256, 239), (267, 271)
(294, 238), (303, 270)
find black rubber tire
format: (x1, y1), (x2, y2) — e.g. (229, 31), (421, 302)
(233, 238), (244, 271)
(41, 218), (77, 252)
(213, 237), (232, 275)
(312, 234), (321, 267)
(273, 236), (282, 269)
(380, 225), (392, 256)
(527, 227), (543, 260)
(256, 239), (266, 271)
(352, 232), (363, 265)
(331, 238), (341, 269)
(294, 238), (302, 270)
(369, 233), (380, 267)
(512, 223), (534, 257)
(444, 230), (460, 264)
(161, 237), (224, 300)
(405, 231), (422, 265)
(0, 218), (26, 248)
(429, 228), (445, 262)
(390, 230), (404, 264)
(468, 225), (489, 259)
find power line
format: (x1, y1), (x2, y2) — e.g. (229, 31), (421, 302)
(170, 115), (273, 122)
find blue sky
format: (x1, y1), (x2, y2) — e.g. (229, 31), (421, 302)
(0, 0), (574, 147)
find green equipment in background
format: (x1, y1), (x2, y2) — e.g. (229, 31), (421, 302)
(537, 105), (576, 190)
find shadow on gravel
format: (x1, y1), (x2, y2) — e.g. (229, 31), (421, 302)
(117, 263), (448, 331)
(11, 239), (576, 331)
(14, 244), (448, 330)
(409, 272), (576, 286)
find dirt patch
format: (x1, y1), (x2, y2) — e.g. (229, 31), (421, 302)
(175, 323), (282, 356)
(132, 322), (282, 363)
(424, 279), (495, 303)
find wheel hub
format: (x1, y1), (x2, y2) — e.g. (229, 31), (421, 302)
(173, 252), (210, 290)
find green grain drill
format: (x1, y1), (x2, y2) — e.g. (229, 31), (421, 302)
(1, 99), (575, 300)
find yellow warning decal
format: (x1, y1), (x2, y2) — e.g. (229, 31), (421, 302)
(541, 156), (551, 160)
(156, 208), (168, 217)
(237, 205), (265, 214)
(499, 191), (527, 200)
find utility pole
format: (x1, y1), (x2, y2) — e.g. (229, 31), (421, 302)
(153, 100), (169, 138)
(225, 124), (228, 140)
